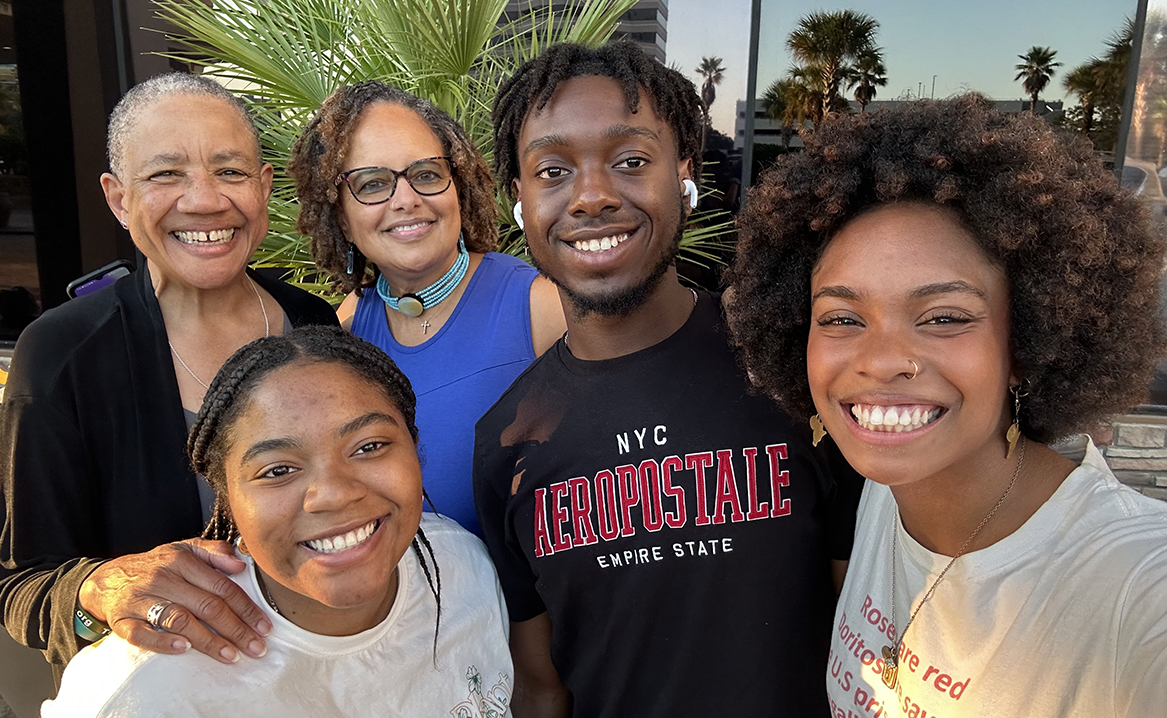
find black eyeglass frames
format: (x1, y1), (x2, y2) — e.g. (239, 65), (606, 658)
(335, 156), (454, 205)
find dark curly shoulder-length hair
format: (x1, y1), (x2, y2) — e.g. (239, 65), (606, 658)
(289, 81), (499, 294)
(727, 95), (1166, 443)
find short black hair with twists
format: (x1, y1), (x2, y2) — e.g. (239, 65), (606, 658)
(187, 325), (441, 645)
(727, 95), (1166, 443)
(491, 41), (705, 198)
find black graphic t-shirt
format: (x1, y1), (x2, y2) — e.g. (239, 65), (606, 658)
(474, 292), (862, 718)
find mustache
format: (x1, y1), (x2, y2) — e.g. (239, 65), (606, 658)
(547, 212), (646, 242)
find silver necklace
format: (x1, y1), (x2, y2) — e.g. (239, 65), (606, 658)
(169, 277), (270, 391)
(881, 438), (1026, 691)
(564, 287), (698, 348)
(255, 569), (281, 616)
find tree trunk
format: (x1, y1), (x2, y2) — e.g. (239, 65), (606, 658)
(700, 105), (709, 150)
(1083, 99), (1095, 135)
(1030, 91), (1039, 113)
(821, 64), (838, 119)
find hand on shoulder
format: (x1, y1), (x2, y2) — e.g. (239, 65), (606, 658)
(78, 539), (270, 665)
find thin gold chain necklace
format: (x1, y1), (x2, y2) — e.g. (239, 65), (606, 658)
(881, 438), (1026, 691)
(254, 568), (281, 616)
(169, 277), (270, 390)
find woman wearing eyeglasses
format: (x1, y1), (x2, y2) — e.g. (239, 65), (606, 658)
(290, 82), (565, 537)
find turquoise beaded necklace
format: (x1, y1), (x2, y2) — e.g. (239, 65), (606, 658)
(376, 234), (468, 324)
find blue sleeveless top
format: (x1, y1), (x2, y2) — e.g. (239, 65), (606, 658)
(351, 253), (539, 536)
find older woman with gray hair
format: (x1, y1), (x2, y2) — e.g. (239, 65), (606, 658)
(0, 72), (337, 684)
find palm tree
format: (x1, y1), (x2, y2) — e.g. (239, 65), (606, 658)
(1014, 46), (1063, 113)
(786, 10), (880, 119)
(788, 65), (828, 125)
(849, 49), (888, 112)
(1063, 59), (1104, 134)
(151, 0), (734, 293)
(1103, 18), (1134, 77)
(1096, 19), (1134, 107)
(761, 78), (801, 149)
(1059, 20), (1133, 147)
(696, 56), (726, 125)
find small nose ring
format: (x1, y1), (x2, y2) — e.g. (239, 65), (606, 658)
(907, 359), (920, 380)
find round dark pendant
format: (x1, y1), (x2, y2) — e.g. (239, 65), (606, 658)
(397, 293), (425, 317)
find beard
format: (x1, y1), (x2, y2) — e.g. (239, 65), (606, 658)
(531, 207), (685, 319)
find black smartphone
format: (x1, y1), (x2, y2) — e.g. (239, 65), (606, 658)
(65, 259), (135, 299)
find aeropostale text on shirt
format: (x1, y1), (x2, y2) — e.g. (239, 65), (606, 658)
(531, 443), (792, 557)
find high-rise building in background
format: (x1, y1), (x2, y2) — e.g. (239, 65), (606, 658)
(502, 1), (668, 63)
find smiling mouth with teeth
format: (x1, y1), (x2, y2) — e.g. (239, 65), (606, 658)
(172, 228), (236, 245)
(388, 221), (432, 233)
(302, 518), (381, 554)
(850, 404), (943, 433)
(572, 232), (629, 253)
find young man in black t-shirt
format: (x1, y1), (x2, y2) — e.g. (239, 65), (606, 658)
(476, 42), (862, 717)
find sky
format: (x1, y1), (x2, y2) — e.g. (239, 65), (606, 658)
(667, 0), (1136, 135)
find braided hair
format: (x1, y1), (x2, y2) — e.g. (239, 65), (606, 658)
(491, 41), (705, 198)
(289, 81), (499, 294)
(187, 325), (441, 645)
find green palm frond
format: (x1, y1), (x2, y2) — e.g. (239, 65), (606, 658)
(155, 0), (379, 108)
(153, 0), (731, 297)
(678, 211), (736, 269)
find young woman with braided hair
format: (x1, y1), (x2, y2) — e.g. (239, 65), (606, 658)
(45, 326), (513, 717)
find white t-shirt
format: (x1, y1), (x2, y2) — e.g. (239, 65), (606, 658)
(828, 438), (1167, 718)
(45, 514), (513, 718)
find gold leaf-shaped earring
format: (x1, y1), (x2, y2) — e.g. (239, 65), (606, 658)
(1005, 422), (1020, 459)
(1006, 382), (1028, 459)
(810, 414), (827, 447)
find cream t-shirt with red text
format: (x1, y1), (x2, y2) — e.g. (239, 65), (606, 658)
(44, 514), (512, 718)
(828, 438), (1167, 718)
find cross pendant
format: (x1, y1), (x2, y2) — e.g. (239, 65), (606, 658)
(420, 320), (431, 334)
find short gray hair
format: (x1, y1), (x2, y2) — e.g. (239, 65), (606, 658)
(106, 72), (261, 177)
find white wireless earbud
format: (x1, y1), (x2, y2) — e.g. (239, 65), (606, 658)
(682, 178), (698, 210)
(512, 201), (525, 230)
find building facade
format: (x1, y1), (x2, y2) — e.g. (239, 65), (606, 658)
(503, 0), (668, 62)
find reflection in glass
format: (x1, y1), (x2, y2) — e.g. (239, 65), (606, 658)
(1122, 4), (1167, 407)
(0, 6), (38, 343)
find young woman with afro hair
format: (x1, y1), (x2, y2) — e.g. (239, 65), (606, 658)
(727, 95), (1167, 717)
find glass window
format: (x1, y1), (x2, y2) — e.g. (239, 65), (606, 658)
(1122, 4), (1167, 416)
(0, 1), (37, 351)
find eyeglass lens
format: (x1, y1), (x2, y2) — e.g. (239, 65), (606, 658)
(346, 158), (452, 203)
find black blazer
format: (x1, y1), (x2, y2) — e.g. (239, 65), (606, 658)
(0, 266), (337, 679)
